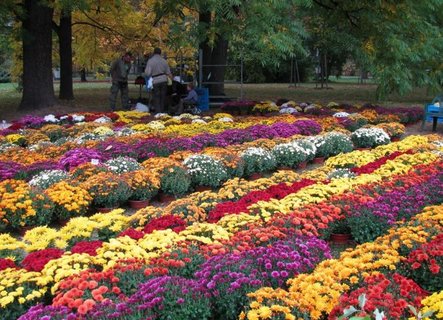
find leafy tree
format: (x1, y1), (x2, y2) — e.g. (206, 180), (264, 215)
(155, 0), (310, 95)
(309, 0), (443, 98)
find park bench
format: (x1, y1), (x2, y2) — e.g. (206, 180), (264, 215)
(421, 94), (443, 132)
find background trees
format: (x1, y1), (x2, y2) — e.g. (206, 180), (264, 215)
(0, 0), (442, 110)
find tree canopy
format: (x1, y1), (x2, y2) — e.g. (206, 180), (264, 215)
(0, 0), (442, 109)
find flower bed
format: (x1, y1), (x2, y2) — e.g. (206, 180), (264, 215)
(3, 105), (443, 319)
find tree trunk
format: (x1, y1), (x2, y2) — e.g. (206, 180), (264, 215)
(199, 11), (212, 85)
(207, 37), (228, 96)
(58, 10), (74, 100)
(198, 11), (228, 96)
(19, 0), (56, 110)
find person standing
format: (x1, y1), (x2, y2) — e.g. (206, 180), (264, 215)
(144, 47), (171, 113)
(109, 52), (133, 111)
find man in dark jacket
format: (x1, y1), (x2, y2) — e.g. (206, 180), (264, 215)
(109, 52), (133, 111)
(144, 47), (172, 113)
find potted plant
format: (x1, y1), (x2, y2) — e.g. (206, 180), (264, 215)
(271, 141), (310, 169)
(0, 179), (54, 231)
(45, 181), (92, 222)
(306, 135), (331, 162)
(297, 139), (317, 163)
(28, 169), (69, 190)
(104, 156), (142, 174)
(203, 149), (245, 179)
(183, 154), (228, 189)
(240, 147), (277, 178)
(159, 164), (192, 198)
(351, 127), (390, 149)
(82, 172), (132, 210)
(327, 218), (352, 244)
(376, 122), (406, 141)
(124, 169), (160, 208)
(324, 131), (354, 156)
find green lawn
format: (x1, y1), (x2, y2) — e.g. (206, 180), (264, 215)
(0, 81), (434, 122)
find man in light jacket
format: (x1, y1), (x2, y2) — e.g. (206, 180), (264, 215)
(144, 47), (172, 113)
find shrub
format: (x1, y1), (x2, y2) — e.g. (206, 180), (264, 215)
(124, 169), (160, 201)
(324, 131), (354, 156)
(46, 181), (92, 221)
(0, 179), (54, 230)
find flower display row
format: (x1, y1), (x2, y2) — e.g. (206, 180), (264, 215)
(0, 118), (322, 179)
(1, 104), (440, 319)
(220, 100), (422, 124)
(6, 176), (440, 318)
(0, 104), (416, 174)
(0, 127), (372, 230)
(1, 136), (442, 319)
(243, 205), (443, 319)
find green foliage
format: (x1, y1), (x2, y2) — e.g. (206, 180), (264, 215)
(307, 0), (443, 98)
(325, 132), (354, 156)
(347, 208), (389, 244)
(160, 165), (192, 196)
(241, 147), (277, 176)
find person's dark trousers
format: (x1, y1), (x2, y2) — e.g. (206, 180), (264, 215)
(152, 82), (168, 113)
(109, 81), (129, 111)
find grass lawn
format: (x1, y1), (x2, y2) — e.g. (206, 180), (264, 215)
(0, 80), (434, 122)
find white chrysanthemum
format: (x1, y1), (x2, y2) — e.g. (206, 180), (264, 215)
(28, 141), (55, 151)
(72, 114), (85, 122)
(0, 142), (16, 153)
(333, 112), (350, 118)
(75, 132), (102, 143)
(218, 117), (234, 122)
(105, 156), (141, 174)
(94, 116), (112, 123)
(29, 170), (69, 189)
(352, 127), (390, 144)
(154, 113), (169, 118)
(327, 168), (356, 180)
(115, 128), (136, 136)
(183, 154), (228, 187)
(280, 107), (298, 114)
(44, 114), (59, 123)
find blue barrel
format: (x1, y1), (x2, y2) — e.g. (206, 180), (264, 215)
(195, 88), (209, 111)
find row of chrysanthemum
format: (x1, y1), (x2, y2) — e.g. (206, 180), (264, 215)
(0, 125), (360, 231)
(243, 204), (443, 320)
(8, 145), (443, 319)
(0, 136), (439, 316)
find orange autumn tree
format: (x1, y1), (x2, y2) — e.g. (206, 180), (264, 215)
(71, 0), (197, 78)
